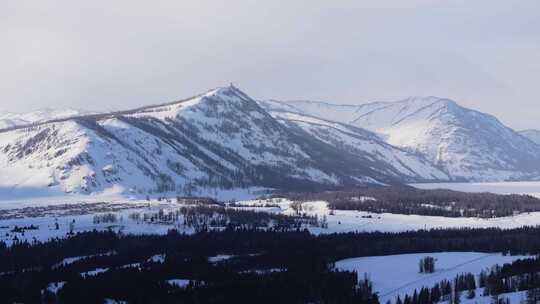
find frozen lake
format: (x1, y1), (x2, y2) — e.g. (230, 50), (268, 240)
(411, 181), (540, 198)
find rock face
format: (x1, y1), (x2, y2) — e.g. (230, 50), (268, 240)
(0, 86), (451, 197)
(261, 97), (540, 181)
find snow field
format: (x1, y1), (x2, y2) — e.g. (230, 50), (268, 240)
(335, 252), (531, 304)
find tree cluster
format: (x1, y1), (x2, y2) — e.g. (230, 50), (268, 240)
(418, 256), (436, 273)
(279, 186), (540, 218)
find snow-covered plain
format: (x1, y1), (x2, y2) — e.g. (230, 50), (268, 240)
(5, 194), (540, 245)
(235, 198), (540, 234)
(1, 190), (538, 304)
(458, 290), (526, 304)
(0, 202), (200, 246)
(335, 252), (530, 304)
(1, 179), (540, 245)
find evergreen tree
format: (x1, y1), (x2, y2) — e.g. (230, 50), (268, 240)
(419, 257), (436, 273)
(527, 288), (540, 304)
(466, 288), (475, 299)
(431, 283), (442, 303)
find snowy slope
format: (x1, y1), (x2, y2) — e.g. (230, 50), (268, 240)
(261, 99), (361, 123)
(520, 129), (540, 145)
(0, 87), (329, 196)
(261, 97), (540, 181)
(1, 86), (442, 198)
(335, 252), (529, 304)
(271, 111), (449, 182)
(0, 108), (89, 129)
(350, 97), (540, 181)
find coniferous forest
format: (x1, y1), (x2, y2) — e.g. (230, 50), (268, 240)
(279, 187), (540, 218)
(2, 226), (540, 303)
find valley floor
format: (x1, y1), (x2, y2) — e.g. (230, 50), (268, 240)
(4, 196), (540, 245)
(1, 182), (540, 303)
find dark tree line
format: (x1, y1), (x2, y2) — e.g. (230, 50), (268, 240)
(278, 186), (540, 218)
(477, 256), (540, 297)
(398, 273), (477, 304)
(3, 226), (540, 303)
(402, 255), (540, 304)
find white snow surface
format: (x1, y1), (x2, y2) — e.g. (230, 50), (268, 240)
(166, 279), (191, 288)
(81, 267), (109, 277)
(271, 111), (449, 181)
(147, 254), (166, 263)
(233, 197), (540, 234)
(4, 186), (540, 245)
(208, 254), (234, 263)
(335, 252), (530, 304)
(53, 251), (116, 268)
(0, 86), (362, 199)
(457, 290), (526, 304)
(520, 129), (540, 146)
(0, 108), (91, 129)
(45, 281), (66, 294)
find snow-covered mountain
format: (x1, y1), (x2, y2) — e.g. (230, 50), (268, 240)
(0, 108), (89, 129)
(520, 130), (540, 146)
(269, 111), (449, 182)
(0, 86), (452, 198)
(261, 97), (540, 181)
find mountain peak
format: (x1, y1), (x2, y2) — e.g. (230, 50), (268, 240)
(206, 84), (250, 101)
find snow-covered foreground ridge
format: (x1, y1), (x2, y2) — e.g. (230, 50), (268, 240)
(260, 97), (540, 182)
(0, 86), (456, 199)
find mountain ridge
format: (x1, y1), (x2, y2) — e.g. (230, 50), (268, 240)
(0, 108), (93, 130)
(0, 86), (451, 199)
(260, 96), (540, 182)
(2, 87), (537, 200)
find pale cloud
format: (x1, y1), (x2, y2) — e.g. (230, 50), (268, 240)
(0, 0), (539, 129)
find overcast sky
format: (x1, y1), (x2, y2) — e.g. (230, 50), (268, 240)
(1, 0), (539, 129)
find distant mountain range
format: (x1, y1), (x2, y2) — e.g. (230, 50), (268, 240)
(0, 86), (538, 198)
(261, 97), (540, 181)
(0, 108), (92, 129)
